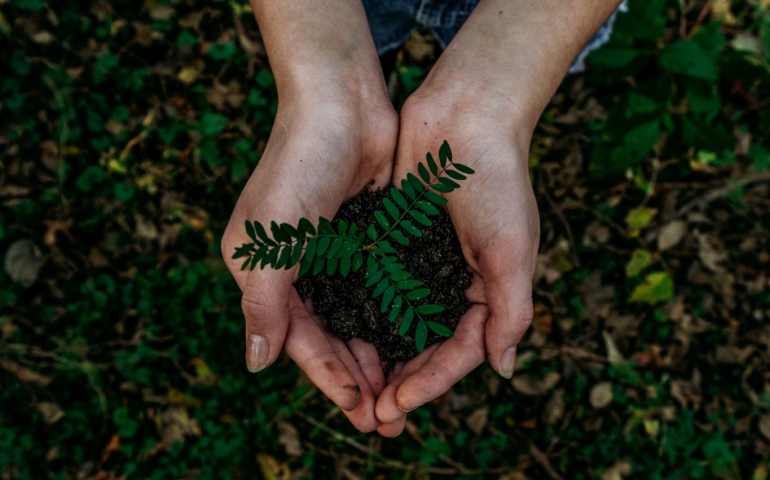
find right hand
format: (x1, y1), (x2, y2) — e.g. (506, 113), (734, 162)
(221, 89), (398, 432)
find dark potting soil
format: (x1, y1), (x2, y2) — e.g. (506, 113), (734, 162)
(295, 187), (471, 364)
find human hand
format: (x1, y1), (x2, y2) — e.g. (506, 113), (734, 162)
(222, 92), (398, 432)
(374, 88), (540, 436)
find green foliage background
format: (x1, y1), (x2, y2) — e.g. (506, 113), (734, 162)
(1, 0), (769, 479)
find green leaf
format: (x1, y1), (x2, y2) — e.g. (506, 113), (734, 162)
(625, 249), (652, 277)
(313, 256), (325, 275)
(348, 223), (358, 238)
(409, 210), (432, 226)
(241, 257), (252, 271)
(271, 221), (290, 243)
(381, 287), (395, 313)
(416, 304), (445, 315)
(432, 183), (454, 193)
(366, 256), (378, 275)
(389, 270), (412, 282)
(245, 221), (257, 243)
(438, 177), (460, 189)
(445, 169), (467, 181)
(250, 254), (261, 270)
(298, 255), (313, 276)
(384, 262), (404, 272)
(418, 163), (431, 183)
(629, 272), (674, 304)
(406, 289), (431, 300)
(390, 230), (410, 246)
(367, 224), (378, 241)
(390, 188), (408, 209)
(415, 321), (428, 353)
(366, 269), (384, 287)
(399, 309), (415, 335)
(289, 238), (304, 267)
(660, 40), (718, 81)
(317, 237), (331, 256)
(280, 223), (299, 239)
(340, 254), (351, 277)
(326, 238), (343, 258)
(318, 217), (335, 234)
(389, 297), (403, 322)
(298, 218), (316, 236)
(232, 243), (255, 259)
(588, 48), (640, 68)
(401, 179), (416, 199)
(352, 251), (364, 272)
(374, 211), (391, 230)
(337, 220), (348, 236)
(326, 257), (338, 275)
(452, 163), (475, 174)
(383, 198), (400, 220)
(423, 191), (448, 205)
(426, 153), (439, 175)
(373, 279), (389, 297)
(426, 321), (453, 337)
(304, 238), (317, 263)
(254, 222), (275, 246)
(439, 140), (452, 166)
(396, 279), (423, 289)
(378, 241), (397, 253)
(263, 246), (279, 269)
(275, 246), (291, 269)
(417, 201), (439, 215)
(380, 256), (398, 265)
(400, 220), (422, 237)
(407, 173), (424, 192)
(253, 245), (267, 262)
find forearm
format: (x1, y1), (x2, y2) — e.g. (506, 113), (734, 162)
(249, 0), (386, 104)
(420, 0), (623, 133)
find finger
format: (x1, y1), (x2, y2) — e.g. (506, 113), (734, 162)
(322, 333), (380, 432)
(480, 252), (534, 380)
(242, 268), (294, 373)
(347, 338), (386, 397)
(466, 271), (486, 304)
(284, 290), (362, 412)
(395, 304), (489, 412)
(375, 343), (441, 424)
(377, 415), (406, 438)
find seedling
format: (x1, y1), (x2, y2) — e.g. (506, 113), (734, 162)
(233, 141), (474, 352)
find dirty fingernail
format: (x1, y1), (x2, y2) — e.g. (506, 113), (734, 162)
(246, 334), (269, 373)
(398, 406), (417, 413)
(498, 345), (517, 379)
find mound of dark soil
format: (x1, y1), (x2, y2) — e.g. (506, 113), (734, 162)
(295, 187), (471, 364)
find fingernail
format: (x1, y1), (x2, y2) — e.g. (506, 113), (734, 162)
(246, 334), (269, 373)
(398, 406), (417, 413)
(498, 345), (517, 379)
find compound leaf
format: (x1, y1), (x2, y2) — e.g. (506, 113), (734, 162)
(416, 304), (445, 315)
(415, 321), (428, 353)
(445, 169), (467, 180)
(401, 179), (416, 199)
(373, 279), (388, 297)
(418, 162), (431, 183)
(374, 211), (390, 230)
(426, 321), (453, 337)
(383, 198), (400, 220)
(399, 308), (415, 335)
(423, 191), (448, 205)
(340, 254), (351, 277)
(298, 218), (316, 236)
(245, 221), (257, 242)
(452, 163), (475, 174)
(439, 140), (452, 165)
(438, 177), (461, 189)
(381, 286), (395, 313)
(389, 297), (403, 322)
(390, 230), (410, 246)
(406, 288), (431, 300)
(326, 257), (338, 275)
(409, 210), (432, 227)
(367, 224), (377, 241)
(407, 173), (424, 192)
(426, 152), (438, 175)
(400, 220), (422, 237)
(352, 251), (364, 272)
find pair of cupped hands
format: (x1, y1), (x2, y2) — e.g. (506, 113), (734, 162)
(221, 70), (540, 437)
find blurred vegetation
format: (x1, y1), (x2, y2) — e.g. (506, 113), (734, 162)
(1, 0), (770, 479)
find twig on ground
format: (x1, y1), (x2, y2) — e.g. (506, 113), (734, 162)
(668, 171), (770, 221)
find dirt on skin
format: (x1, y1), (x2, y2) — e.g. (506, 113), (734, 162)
(295, 187), (472, 365)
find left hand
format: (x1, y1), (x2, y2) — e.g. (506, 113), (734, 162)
(374, 87), (541, 437)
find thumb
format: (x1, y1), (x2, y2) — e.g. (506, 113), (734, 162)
(480, 245), (535, 380)
(242, 268), (293, 373)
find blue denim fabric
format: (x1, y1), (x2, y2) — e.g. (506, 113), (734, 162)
(362, 0), (628, 73)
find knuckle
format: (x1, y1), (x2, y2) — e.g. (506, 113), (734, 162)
(241, 287), (273, 322)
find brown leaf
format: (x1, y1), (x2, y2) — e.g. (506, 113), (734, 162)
(657, 220), (687, 251)
(36, 402), (64, 424)
(590, 382), (614, 409)
(44, 219), (73, 246)
(31, 30), (56, 45)
(101, 434), (121, 462)
(758, 415), (770, 441)
(277, 421), (303, 456)
(697, 232), (729, 272)
(601, 460), (631, 480)
(542, 389), (565, 425)
(160, 407), (201, 449)
(602, 331), (625, 364)
(512, 372), (561, 396)
(256, 453), (290, 480)
(715, 345), (754, 364)
(4, 239), (44, 287)
(466, 407), (488, 435)
(0, 359), (51, 385)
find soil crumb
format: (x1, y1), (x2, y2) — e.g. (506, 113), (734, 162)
(295, 187), (471, 365)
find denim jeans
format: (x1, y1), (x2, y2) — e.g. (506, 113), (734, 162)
(361, 0), (628, 73)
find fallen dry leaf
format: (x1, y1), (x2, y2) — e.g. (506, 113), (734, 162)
(658, 221), (687, 251)
(44, 219), (74, 246)
(466, 407), (488, 435)
(602, 331), (625, 364)
(601, 460), (631, 480)
(758, 414), (770, 441)
(160, 407), (201, 449)
(101, 434), (121, 462)
(37, 402), (64, 424)
(256, 453), (290, 480)
(0, 359), (51, 385)
(277, 421), (303, 456)
(4, 239), (44, 287)
(542, 389), (565, 425)
(512, 372), (561, 396)
(590, 382), (614, 409)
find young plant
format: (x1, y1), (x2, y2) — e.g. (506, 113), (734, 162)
(232, 141), (474, 352)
